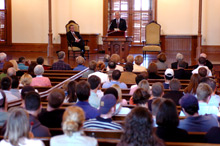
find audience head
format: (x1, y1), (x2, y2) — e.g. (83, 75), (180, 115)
(34, 65), (44, 76)
(36, 57), (44, 65)
(135, 72), (148, 85)
(152, 98), (165, 116)
(76, 81), (90, 101)
(67, 81), (77, 102)
(21, 86), (35, 100)
(152, 82), (164, 98)
(1, 77), (12, 90)
(18, 57), (26, 64)
(95, 61), (105, 72)
(62, 106), (85, 136)
(7, 67), (16, 77)
(88, 60), (97, 71)
(3, 61), (13, 74)
(148, 62), (158, 74)
(57, 51), (65, 60)
(48, 89), (65, 109)
(184, 74), (200, 95)
(164, 68), (174, 80)
(169, 79), (181, 91)
(200, 78), (216, 93)
(138, 79), (150, 94)
(9, 60), (19, 71)
(196, 83), (212, 102)
(198, 57), (206, 65)
(157, 52), (166, 63)
(110, 54), (120, 64)
(24, 91), (41, 112)
(179, 94), (199, 116)
(20, 73), (32, 86)
(11, 76), (19, 89)
(112, 84), (122, 103)
(108, 61), (116, 69)
(200, 53), (207, 59)
(28, 62), (37, 76)
(112, 70), (121, 81)
(126, 55), (134, 63)
(99, 94), (116, 115)
(88, 75), (101, 90)
(69, 25), (75, 32)
(0, 53), (7, 62)
(103, 54), (110, 62)
(125, 62), (133, 72)
(133, 88), (150, 106)
(198, 67), (207, 77)
(178, 60), (187, 69)
(4, 108), (30, 146)
(176, 53), (184, 62)
(156, 99), (179, 128)
(134, 55), (143, 65)
(104, 87), (118, 100)
(76, 56), (85, 65)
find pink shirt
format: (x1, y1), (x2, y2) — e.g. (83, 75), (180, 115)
(30, 76), (52, 87)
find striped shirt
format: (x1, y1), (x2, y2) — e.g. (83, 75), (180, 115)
(83, 116), (122, 130)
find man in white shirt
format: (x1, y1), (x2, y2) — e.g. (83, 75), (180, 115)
(192, 57), (212, 76)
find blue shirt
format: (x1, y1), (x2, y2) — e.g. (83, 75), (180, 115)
(102, 80), (127, 89)
(18, 63), (28, 70)
(0, 62), (4, 69)
(75, 101), (100, 120)
(163, 82), (169, 89)
(73, 65), (87, 71)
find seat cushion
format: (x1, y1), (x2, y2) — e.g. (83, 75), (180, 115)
(142, 45), (161, 52)
(69, 46), (90, 51)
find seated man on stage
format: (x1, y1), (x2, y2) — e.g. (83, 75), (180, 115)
(109, 11), (127, 31)
(66, 25), (85, 57)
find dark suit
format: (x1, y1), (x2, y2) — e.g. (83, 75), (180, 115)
(174, 69), (192, 80)
(66, 31), (85, 57)
(171, 61), (188, 69)
(109, 18), (127, 31)
(163, 91), (184, 106)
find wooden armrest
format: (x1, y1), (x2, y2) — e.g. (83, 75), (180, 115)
(142, 40), (146, 46)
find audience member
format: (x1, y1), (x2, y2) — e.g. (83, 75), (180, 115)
(73, 56), (87, 71)
(19, 73), (32, 86)
(118, 107), (164, 146)
(183, 74), (200, 95)
(0, 90), (8, 126)
(52, 51), (71, 70)
(102, 70), (127, 89)
(30, 65), (52, 87)
(107, 61), (116, 80)
(148, 62), (163, 79)
(24, 91), (51, 137)
(1, 77), (19, 102)
(198, 67), (207, 79)
(107, 54), (123, 72)
(64, 81), (77, 103)
(200, 53), (213, 70)
(126, 54), (134, 64)
(36, 56), (50, 70)
(133, 55), (147, 72)
(88, 61), (109, 83)
(178, 94), (218, 132)
(0, 108), (44, 146)
(82, 60), (97, 78)
(38, 89), (65, 128)
(10, 76), (21, 98)
(156, 99), (189, 142)
(50, 106), (97, 146)
(119, 62), (137, 84)
(156, 52), (168, 70)
(7, 67), (16, 77)
(129, 72), (148, 95)
(18, 57), (29, 70)
(9, 59), (23, 76)
(171, 53), (188, 69)
(152, 98), (165, 127)
(88, 75), (102, 109)
(83, 94), (122, 130)
(174, 60), (191, 79)
(163, 68), (174, 89)
(75, 81), (100, 120)
(27, 62), (37, 77)
(206, 127), (220, 143)
(0, 62), (13, 80)
(163, 79), (183, 105)
(0, 53), (7, 69)
(192, 57), (212, 76)
(103, 54), (110, 68)
(20, 85), (35, 108)
(133, 88), (150, 107)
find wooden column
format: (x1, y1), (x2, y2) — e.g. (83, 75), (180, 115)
(47, 0), (54, 65)
(196, 0), (202, 59)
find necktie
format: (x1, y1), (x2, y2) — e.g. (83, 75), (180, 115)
(72, 32), (79, 40)
(117, 19), (120, 28)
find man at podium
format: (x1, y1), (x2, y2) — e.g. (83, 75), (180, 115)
(109, 12), (127, 31)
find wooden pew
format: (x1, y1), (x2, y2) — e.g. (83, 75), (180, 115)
(7, 99), (22, 110)
(165, 142), (219, 146)
(84, 129), (123, 139)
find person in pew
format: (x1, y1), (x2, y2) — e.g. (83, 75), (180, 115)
(64, 81), (77, 103)
(0, 108), (44, 146)
(24, 91), (51, 137)
(88, 61), (109, 83)
(0, 61), (13, 81)
(36, 56), (50, 70)
(174, 60), (192, 80)
(7, 67), (16, 77)
(1, 77), (19, 102)
(129, 72), (148, 95)
(106, 54), (124, 72)
(27, 62), (37, 77)
(132, 88), (150, 108)
(82, 60), (97, 78)
(163, 79), (183, 106)
(30, 65), (52, 87)
(75, 81), (100, 120)
(148, 82), (164, 111)
(50, 106), (97, 146)
(152, 98), (166, 127)
(83, 94), (122, 130)
(171, 53), (188, 69)
(119, 62), (137, 85)
(155, 52), (168, 70)
(20, 86), (35, 108)
(0, 52), (7, 69)
(126, 54), (134, 64)
(192, 57), (212, 77)
(17, 57), (30, 70)
(88, 75), (102, 109)
(178, 94), (219, 132)
(0, 90), (9, 126)
(38, 89), (65, 128)
(163, 68), (174, 89)
(133, 55), (147, 72)
(148, 62), (163, 79)
(117, 107), (164, 146)
(205, 127), (220, 143)
(19, 73), (32, 87)
(200, 78), (220, 108)
(156, 99), (189, 142)
(103, 54), (110, 68)
(200, 53), (213, 70)
(73, 56), (87, 71)
(10, 76), (21, 99)
(107, 61), (116, 80)
(183, 74), (200, 95)
(102, 70), (127, 89)
(9, 59), (24, 77)
(52, 51), (71, 70)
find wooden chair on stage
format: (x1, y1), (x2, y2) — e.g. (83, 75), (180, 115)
(142, 21), (161, 57)
(65, 20), (90, 60)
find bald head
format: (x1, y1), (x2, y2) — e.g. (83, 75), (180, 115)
(200, 53), (207, 58)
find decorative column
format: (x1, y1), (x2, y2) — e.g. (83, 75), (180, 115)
(196, 0), (202, 59)
(47, 0), (54, 65)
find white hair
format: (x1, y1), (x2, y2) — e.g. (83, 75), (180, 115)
(7, 67), (16, 77)
(200, 53), (207, 58)
(176, 53), (184, 61)
(0, 53), (7, 61)
(34, 65), (44, 75)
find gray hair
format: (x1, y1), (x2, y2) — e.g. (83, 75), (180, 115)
(176, 53), (184, 61)
(58, 51), (65, 59)
(7, 67), (16, 77)
(0, 53), (7, 61)
(34, 65), (44, 75)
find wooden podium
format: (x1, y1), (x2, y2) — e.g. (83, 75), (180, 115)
(102, 31), (132, 62)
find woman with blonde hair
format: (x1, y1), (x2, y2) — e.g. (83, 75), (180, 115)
(0, 108), (44, 146)
(20, 73), (33, 86)
(9, 60), (19, 71)
(50, 106), (97, 146)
